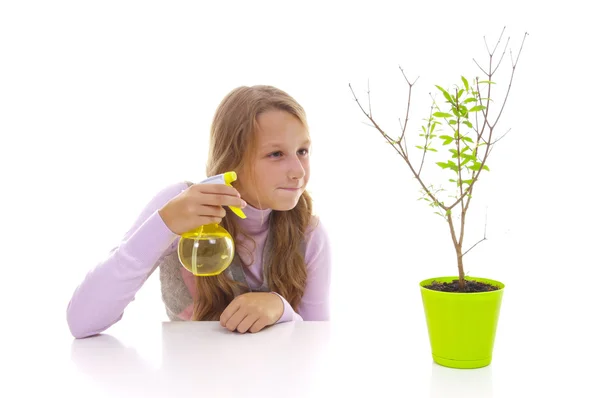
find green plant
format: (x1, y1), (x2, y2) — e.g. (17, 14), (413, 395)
(349, 28), (528, 292)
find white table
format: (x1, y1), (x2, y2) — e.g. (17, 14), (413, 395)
(6, 318), (596, 397)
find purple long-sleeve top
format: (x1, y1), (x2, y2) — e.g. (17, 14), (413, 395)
(66, 182), (332, 338)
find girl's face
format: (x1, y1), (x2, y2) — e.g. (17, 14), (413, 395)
(237, 109), (311, 211)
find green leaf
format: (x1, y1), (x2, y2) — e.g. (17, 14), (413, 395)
(479, 80), (495, 85)
(449, 120), (457, 125)
(421, 126), (427, 133)
(462, 120), (473, 129)
(427, 147), (438, 152)
(468, 162), (491, 172)
(461, 76), (469, 91)
(463, 97), (477, 104)
(429, 121), (438, 133)
(436, 161), (450, 169)
(447, 161), (458, 172)
(449, 149), (458, 158)
(461, 136), (474, 143)
(433, 112), (453, 118)
(462, 179), (473, 185)
(436, 85), (454, 104)
(439, 135), (453, 145)
(446, 209), (452, 216)
(449, 179), (456, 183)
(457, 89), (464, 99)
(469, 105), (486, 112)
(416, 145), (424, 149)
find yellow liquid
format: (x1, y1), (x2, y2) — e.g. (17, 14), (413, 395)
(177, 224), (235, 276)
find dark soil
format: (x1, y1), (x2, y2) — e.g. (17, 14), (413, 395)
(424, 279), (500, 293)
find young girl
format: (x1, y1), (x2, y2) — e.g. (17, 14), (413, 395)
(66, 85), (331, 338)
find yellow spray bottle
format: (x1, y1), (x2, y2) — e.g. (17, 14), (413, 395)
(177, 171), (246, 276)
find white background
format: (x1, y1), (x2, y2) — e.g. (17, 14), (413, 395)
(1, 1), (598, 396)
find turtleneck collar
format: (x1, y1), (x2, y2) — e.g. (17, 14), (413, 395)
(235, 203), (273, 234)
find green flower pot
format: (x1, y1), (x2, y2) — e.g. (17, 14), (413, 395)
(420, 276), (505, 369)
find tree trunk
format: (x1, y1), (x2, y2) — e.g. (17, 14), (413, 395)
(456, 244), (465, 291)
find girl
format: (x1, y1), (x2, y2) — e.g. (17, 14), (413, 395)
(66, 85), (331, 338)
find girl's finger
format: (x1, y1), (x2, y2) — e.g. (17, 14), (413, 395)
(236, 313), (260, 334)
(249, 316), (269, 334)
(219, 298), (241, 327)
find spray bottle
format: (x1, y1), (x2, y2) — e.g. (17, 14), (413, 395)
(177, 171), (246, 276)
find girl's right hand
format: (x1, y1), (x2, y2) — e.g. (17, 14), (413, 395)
(158, 184), (247, 235)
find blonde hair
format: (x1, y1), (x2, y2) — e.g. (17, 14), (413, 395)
(192, 85), (313, 321)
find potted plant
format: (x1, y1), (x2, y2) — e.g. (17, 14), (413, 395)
(349, 28), (528, 369)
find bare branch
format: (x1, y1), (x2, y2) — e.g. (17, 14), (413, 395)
(398, 66), (419, 145)
(399, 65), (419, 86)
(491, 36), (510, 76)
(513, 31), (529, 67)
(473, 58), (487, 75)
(417, 102), (435, 177)
(361, 121), (378, 129)
(461, 207), (488, 258)
(490, 26), (506, 56)
(367, 79), (372, 118)
(349, 81), (446, 210)
(490, 128), (511, 146)
(491, 32), (528, 130)
(398, 66), (419, 165)
(461, 237), (487, 258)
(398, 118), (409, 157)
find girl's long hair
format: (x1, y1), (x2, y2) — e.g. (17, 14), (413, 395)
(192, 85), (313, 321)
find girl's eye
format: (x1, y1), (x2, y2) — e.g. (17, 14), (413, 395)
(268, 148), (309, 158)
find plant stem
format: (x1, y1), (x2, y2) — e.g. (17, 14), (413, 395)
(447, 212), (465, 290)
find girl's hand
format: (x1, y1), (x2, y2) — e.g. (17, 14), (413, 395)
(219, 292), (284, 333)
(158, 183), (246, 235)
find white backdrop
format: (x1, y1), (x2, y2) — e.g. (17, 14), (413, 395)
(1, 1), (599, 396)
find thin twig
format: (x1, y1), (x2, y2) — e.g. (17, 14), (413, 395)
(490, 26), (506, 56)
(490, 128), (511, 146)
(398, 66), (419, 149)
(473, 58), (487, 75)
(461, 207), (488, 258)
(491, 32), (528, 130)
(461, 237), (487, 258)
(417, 103), (435, 177)
(491, 36), (510, 76)
(367, 79), (372, 118)
(361, 121), (378, 129)
(398, 118), (409, 157)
